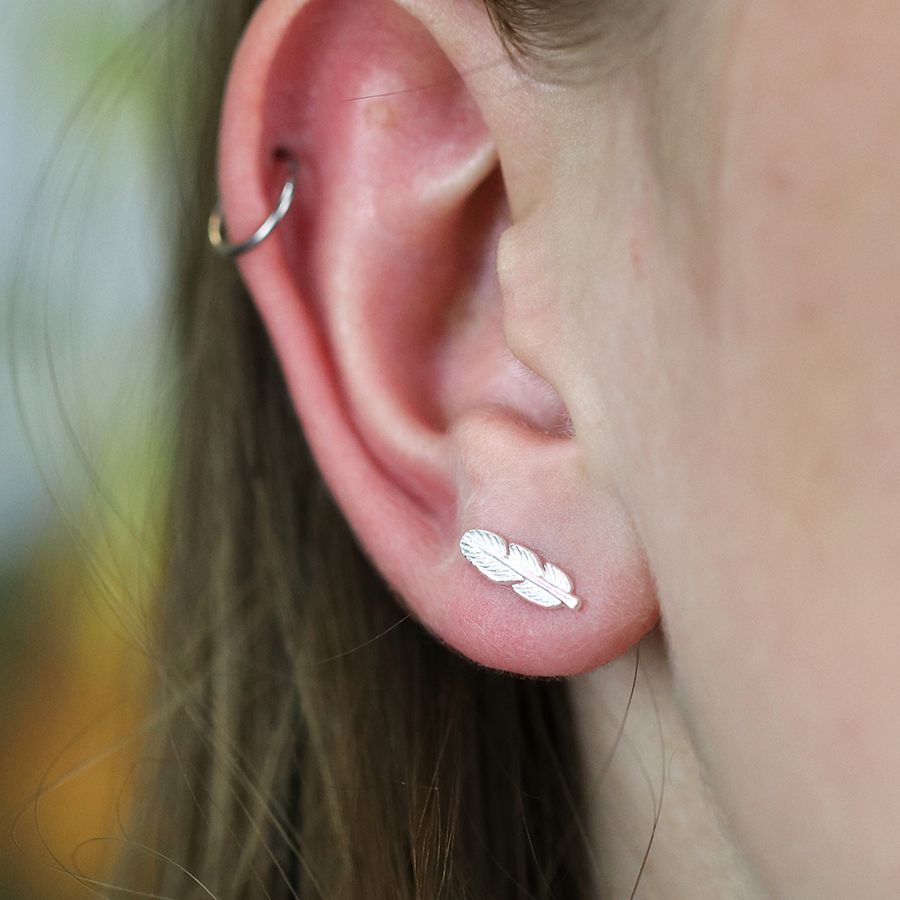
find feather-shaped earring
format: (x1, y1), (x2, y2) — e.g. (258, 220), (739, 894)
(459, 529), (582, 610)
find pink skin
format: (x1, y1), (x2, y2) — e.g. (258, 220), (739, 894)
(219, 0), (900, 896)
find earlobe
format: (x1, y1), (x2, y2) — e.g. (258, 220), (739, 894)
(217, 0), (659, 677)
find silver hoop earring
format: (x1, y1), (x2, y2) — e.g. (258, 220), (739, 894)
(207, 154), (297, 258)
(460, 529), (582, 610)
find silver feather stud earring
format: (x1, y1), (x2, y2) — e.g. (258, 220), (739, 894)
(459, 529), (582, 610)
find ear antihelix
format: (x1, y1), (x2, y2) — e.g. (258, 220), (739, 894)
(459, 528), (583, 610)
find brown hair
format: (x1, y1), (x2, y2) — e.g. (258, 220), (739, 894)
(485, 0), (663, 82)
(115, 1), (601, 897)
(485, 0), (612, 55)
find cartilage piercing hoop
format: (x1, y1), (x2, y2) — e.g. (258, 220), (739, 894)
(459, 529), (582, 610)
(208, 153), (297, 258)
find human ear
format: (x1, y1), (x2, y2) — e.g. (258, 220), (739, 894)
(216, 0), (658, 676)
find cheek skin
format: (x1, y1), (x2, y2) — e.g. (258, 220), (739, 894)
(572, 2), (900, 896)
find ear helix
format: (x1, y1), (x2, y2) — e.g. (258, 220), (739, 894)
(208, 151), (297, 258)
(459, 529), (583, 610)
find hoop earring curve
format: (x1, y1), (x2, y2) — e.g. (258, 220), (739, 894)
(207, 155), (297, 258)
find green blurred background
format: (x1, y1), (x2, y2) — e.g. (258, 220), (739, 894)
(2, 2), (182, 896)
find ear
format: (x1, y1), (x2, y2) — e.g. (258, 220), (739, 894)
(217, 0), (658, 676)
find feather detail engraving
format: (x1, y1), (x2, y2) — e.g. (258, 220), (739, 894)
(459, 529), (581, 610)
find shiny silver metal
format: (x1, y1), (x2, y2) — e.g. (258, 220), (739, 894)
(459, 529), (581, 610)
(208, 156), (297, 258)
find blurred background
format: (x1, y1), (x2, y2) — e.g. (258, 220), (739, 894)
(2, 2), (181, 895)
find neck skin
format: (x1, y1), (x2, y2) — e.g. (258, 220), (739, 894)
(570, 626), (769, 899)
